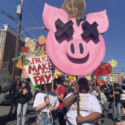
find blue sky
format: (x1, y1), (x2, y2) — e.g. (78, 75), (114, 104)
(0, 0), (125, 73)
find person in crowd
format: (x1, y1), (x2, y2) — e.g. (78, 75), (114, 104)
(33, 83), (59, 125)
(70, 81), (76, 92)
(63, 77), (102, 125)
(91, 85), (98, 97)
(8, 79), (21, 119)
(114, 92), (125, 125)
(54, 77), (66, 125)
(109, 83), (122, 121)
(121, 85), (125, 115)
(88, 84), (93, 94)
(60, 76), (67, 86)
(25, 78), (31, 90)
(96, 86), (107, 125)
(96, 86), (107, 107)
(16, 81), (32, 125)
(114, 121), (125, 125)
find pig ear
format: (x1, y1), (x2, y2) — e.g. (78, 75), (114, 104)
(86, 10), (109, 33)
(43, 3), (68, 30)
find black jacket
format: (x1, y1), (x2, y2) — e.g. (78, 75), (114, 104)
(16, 88), (32, 104)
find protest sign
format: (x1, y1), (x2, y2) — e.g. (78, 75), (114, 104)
(25, 55), (52, 85)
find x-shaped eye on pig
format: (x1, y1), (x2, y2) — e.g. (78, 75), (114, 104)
(81, 21), (99, 43)
(55, 19), (99, 43)
(55, 19), (74, 40)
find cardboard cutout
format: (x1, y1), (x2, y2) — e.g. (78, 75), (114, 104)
(43, 4), (109, 76)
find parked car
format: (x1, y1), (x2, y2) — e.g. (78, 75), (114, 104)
(0, 81), (15, 105)
(0, 92), (11, 105)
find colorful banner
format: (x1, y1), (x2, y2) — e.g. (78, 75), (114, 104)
(25, 56), (52, 86)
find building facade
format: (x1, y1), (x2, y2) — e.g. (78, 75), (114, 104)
(0, 24), (25, 85)
(103, 72), (124, 84)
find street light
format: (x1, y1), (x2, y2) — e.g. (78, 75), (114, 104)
(21, 27), (45, 35)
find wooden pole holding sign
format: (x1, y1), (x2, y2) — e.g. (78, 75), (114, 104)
(43, 84), (54, 123)
(111, 73), (117, 121)
(77, 93), (80, 116)
(76, 76), (80, 117)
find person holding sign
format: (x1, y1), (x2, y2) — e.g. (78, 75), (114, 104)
(54, 77), (66, 125)
(33, 83), (59, 125)
(109, 83), (122, 121)
(63, 77), (102, 125)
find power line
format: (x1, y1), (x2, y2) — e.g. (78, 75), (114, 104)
(0, 8), (32, 37)
(0, 18), (29, 38)
(0, 8), (17, 22)
(21, 27), (32, 38)
(0, 18), (18, 32)
(21, 26), (45, 34)
(13, 0), (37, 28)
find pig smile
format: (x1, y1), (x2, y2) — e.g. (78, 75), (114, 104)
(66, 53), (89, 64)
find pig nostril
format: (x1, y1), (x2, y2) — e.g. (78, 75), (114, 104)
(71, 43), (75, 54)
(79, 43), (84, 54)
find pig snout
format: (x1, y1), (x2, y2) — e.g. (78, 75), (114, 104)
(66, 41), (89, 59)
(70, 43), (84, 54)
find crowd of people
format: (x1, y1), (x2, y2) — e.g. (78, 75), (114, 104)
(5, 76), (125, 125)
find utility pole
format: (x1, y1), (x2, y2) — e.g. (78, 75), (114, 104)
(12, 0), (24, 80)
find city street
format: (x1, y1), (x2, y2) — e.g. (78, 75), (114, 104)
(0, 0), (125, 125)
(0, 103), (36, 125)
(0, 103), (113, 125)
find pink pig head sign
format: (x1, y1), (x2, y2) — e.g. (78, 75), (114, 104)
(43, 4), (109, 76)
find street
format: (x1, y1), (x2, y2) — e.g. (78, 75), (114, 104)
(0, 103), (113, 125)
(0, 103), (36, 125)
